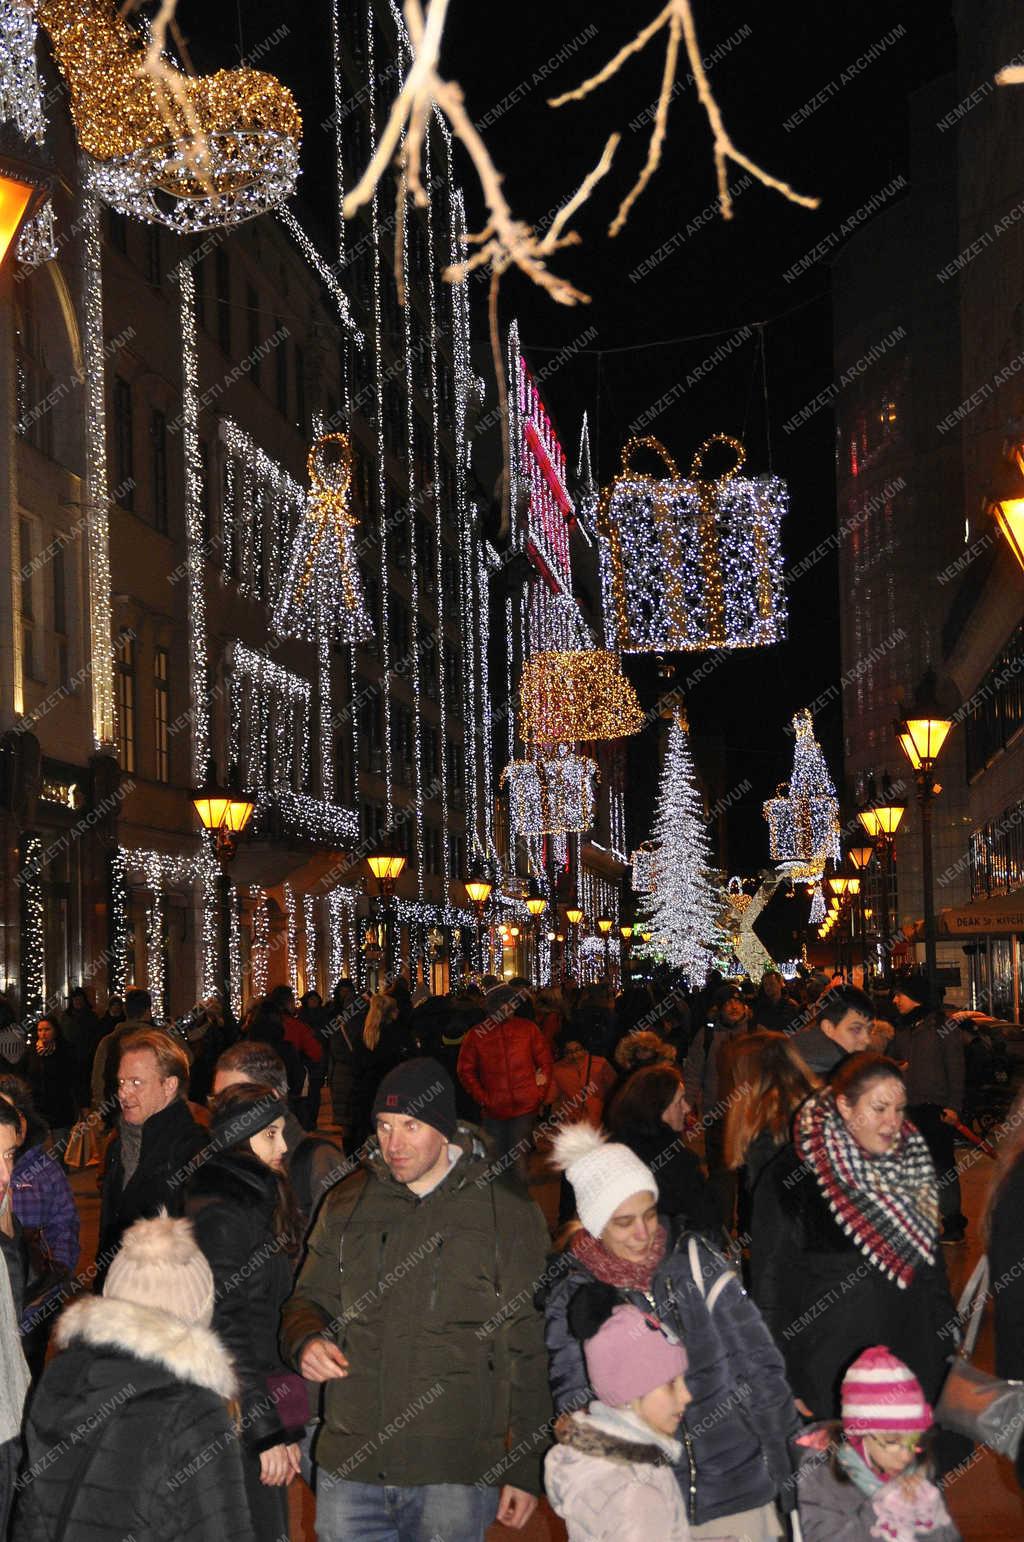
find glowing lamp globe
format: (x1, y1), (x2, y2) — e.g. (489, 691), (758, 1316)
(367, 853), (406, 883)
(994, 495), (1024, 574)
(566, 906), (584, 926)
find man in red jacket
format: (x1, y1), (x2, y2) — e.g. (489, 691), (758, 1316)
(457, 988), (553, 1181)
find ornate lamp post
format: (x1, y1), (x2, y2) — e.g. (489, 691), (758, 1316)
(857, 775), (906, 964)
(565, 902), (583, 983)
(367, 847), (407, 978)
(597, 914), (613, 984)
(848, 842), (875, 985)
(619, 923), (633, 987)
(464, 862), (493, 973)
(192, 762), (254, 1028)
(897, 672), (954, 997)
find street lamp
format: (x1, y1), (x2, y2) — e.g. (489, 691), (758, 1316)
(524, 879), (546, 983)
(367, 846), (407, 978)
(619, 923), (633, 987)
(463, 862), (493, 972)
(0, 129), (52, 269)
(897, 670), (955, 996)
(857, 775), (906, 955)
(848, 840), (875, 985)
(597, 914), (613, 984)
(564, 902), (583, 985)
(192, 762), (255, 1027)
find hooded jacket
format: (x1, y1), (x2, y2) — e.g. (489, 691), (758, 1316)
(13, 1294), (253, 1542)
(184, 1149), (305, 1453)
(457, 1014), (554, 1119)
(97, 1100), (206, 1285)
(279, 1123), (552, 1493)
(539, 1225), (799, 1527)
(889, 1006), (964, 1112)
(544, 1402), (691, 1541)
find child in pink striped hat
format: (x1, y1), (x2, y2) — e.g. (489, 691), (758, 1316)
(794, 1345), (960, 1541)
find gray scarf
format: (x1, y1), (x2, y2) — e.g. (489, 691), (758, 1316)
(0, 1196), (31, 1442)
(120, 1118), (144, 1188)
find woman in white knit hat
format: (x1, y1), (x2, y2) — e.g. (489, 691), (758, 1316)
(541, 1123), (799, 1540)
(13, 1212), (254, 1541)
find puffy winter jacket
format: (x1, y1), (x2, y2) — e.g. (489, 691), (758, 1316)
(458, 1014), (554, 1119)
(14, 1294), (253, 1542)
(793, 1424), (960, 1542)
(544, 1402), (691, 1541)
(540, 1224), (799, 1528)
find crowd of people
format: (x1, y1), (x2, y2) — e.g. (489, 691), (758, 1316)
(0, 962), (1018, 1540)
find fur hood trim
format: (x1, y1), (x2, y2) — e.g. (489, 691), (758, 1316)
(55, 1296), (236, 1399)
(184, 1148), (278, 1208)
(553, 1409), (677, 1467)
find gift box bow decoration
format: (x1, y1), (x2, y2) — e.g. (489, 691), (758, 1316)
(501, 748), (599, 837)
(598, 434), (787, 653)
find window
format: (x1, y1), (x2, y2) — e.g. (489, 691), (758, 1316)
(423, 725), (440, 783)
(275, 321), (288, 416)
(106, 208), (128, 255)
(215, 248), (231, 355)
(391, 594), (410, 660)
(246, 284), (261, 384)
(154, 647), (170, 782)
(115, 629), (136, 773)
(112, 377), (134, 509)
(145, 226), (162, 288)
(53, 544), (69, 688)
(150, 409), (168, 532)
(448, 831), (465, 877)
(294, 344), (306, 433)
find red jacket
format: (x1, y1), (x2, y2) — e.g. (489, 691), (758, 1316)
(457, 1015), (554, 1119)
(283, 1014), (323, 1064)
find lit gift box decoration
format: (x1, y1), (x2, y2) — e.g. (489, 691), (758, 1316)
(501, 748), (598, 837)
(599, 434), (787, 653)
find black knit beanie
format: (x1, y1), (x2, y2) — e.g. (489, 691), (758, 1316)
(210, 1088), (290, 1153)
(371, 1057), (457, 1139)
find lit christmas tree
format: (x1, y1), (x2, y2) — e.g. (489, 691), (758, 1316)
(638, 715), (722, 980)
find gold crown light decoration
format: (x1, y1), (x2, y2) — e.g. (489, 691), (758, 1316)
(519, 650), (644, 749)
(598, 434), (787, 653)
(38, 0), (301, 231)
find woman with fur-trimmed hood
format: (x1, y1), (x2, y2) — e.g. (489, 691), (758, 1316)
(13, 1213), (253, 1542)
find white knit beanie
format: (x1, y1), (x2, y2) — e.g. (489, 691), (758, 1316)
(104, 1213), (215, 1326)
(551, 1124), (659, 1238)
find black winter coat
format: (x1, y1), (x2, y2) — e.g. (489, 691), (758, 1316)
(97, 1101), (206, 1285)
(184, 1150), (304, 1453)
(24, 1045), (77, 1130)
(14, 1294), (254, 1542)
(540, 1223), (799, 1527)
(989, 1151), (1024, 1382)
(610, 1121), (719, 1236)
(749, 1142), (956, 1418)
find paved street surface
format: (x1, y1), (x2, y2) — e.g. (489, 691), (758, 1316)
(65, 1108), (1022, 1541)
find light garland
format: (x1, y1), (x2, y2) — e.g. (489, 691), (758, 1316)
(177, 261), (210, 780)
(119, 845), (219, 1020)
(229, 644), (312, 793)
(108, 846), (130, 996)
(82, 194), (116, 750)
(631, 841), (660, 894)
(763, 708), (840, 882)
(501, 749), (598, 837)
(249, 887), (270, 999)
(599, 434), (787, 653)
(303, 892), (317, 994)
(285, 883), (298, 994)
(519, 649), (644, 749)
(219, 417), (306, 604)
(249, 789), (359, 847)
(39, 0), (301, 232)
(276, 207), (363, 343)
(18, 833), (44, 1014)
(274, 433), (372, 645)
(637, 717), (722, 979)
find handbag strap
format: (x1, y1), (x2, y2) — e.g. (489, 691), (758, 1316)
(955, 1254), (990, 1360)
(618, 435), (681, 481)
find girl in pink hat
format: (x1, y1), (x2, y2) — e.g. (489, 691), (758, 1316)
(545, 1282), (732, 1541)
(794, 1345), (960, 1541)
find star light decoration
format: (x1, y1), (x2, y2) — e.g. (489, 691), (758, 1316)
(38, 0), (301, 231)
(519, 649), (644, 749)
(599, 434), (787, 653)
(274, 434), (373, 646)
(763, 709), (841, 885)
(501, 748), (598, 838)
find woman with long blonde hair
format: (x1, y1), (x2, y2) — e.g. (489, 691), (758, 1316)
(351, 991), (402, 1150)
(724, 1029), (820, 1190)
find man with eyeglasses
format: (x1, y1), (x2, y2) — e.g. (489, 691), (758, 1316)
(95, 1029), (205, 1288)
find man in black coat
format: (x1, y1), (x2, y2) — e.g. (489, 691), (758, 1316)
(890, 974), (966, 1244)
(96, 1030), (205, 1288)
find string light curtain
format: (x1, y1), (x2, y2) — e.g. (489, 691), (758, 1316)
(763, 708), (841, 882)
(519, 649), (643, 749)
(599, 434), (787, 653)
(37, 0), (301, 231)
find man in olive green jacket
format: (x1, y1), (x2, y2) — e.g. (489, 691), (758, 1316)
(280, 1057), (551, 1539)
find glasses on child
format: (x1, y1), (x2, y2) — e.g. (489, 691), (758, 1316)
(867, 1433), (922, 1453)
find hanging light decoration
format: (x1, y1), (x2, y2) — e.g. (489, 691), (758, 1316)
(631, 840), (660, 895)
(519, 650), (643, 749)
(501, 747), (598, 837)
(598, 434), (787, 653)
(38, 0), (301, 231)
(725, 875), (752, 915)
(763, 708), (840, 883)
(274, 433), (373, 644)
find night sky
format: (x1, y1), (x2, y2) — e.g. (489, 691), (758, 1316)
(178, 1), (957, 939)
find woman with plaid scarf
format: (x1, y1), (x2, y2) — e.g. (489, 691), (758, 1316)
(748, 1052), (957, 1420)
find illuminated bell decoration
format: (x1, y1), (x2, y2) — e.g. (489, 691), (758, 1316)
(725, 876), (752, 915)
(500, 748), (598, 837)
(598, 434), (787, 653)
(518, 651), (643, 748)
(38, 0), (301, 232)
(275, 433), (372, 644)
(763, 709), (840, 883)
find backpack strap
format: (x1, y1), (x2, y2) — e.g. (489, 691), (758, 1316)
(687, 1234), (733, 1313)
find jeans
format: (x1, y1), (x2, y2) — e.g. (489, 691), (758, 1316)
(482, 1112), (535, 1181)
(316, 1476), (499, 1542)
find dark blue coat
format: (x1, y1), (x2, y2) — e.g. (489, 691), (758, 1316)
(539, 1224), (800, 1527)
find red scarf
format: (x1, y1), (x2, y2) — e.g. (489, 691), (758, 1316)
(569, 1223), (668, 1292)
